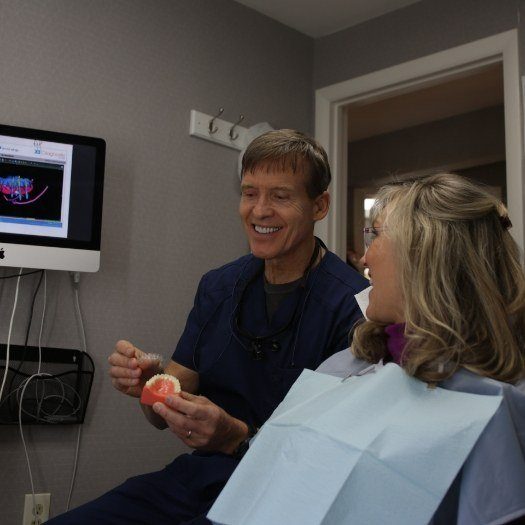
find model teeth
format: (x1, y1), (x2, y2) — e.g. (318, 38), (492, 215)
(145, 373), (181, 392)
(254, 225), (281, 234)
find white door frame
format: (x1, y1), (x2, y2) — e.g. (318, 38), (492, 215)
(315, 29), (523, 259)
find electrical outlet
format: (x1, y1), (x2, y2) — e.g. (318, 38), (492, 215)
(22, 493), (50, 525)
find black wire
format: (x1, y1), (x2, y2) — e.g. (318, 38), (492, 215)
(5, 270), (44, 418)
(0, 269), (43, 280)
(14, 270), (43, 364)
(23, 271), (45, 348)
(234, 239), (321, 350)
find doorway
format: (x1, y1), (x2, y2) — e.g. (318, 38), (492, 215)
(315, 30), (522, 260)
(346, 63), (505, 265)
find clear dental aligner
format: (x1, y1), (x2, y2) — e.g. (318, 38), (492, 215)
(137, 353), (163, 368)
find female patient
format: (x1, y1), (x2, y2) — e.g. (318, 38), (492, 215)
(346, 173), (525, 523)
(351, 172), (524, 386)
(210, 173), (525, 525)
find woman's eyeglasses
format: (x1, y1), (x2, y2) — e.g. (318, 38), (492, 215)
(363, 226), (387, 251)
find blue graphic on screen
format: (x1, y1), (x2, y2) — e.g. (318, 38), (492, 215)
(0, 176), (48, 204)
(0, 158), (63, 228)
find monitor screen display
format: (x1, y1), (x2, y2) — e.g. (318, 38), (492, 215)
(0, 124), (105, 272)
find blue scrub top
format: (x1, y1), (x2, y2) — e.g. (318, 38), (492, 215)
(173, 250), (367, 428)
(46, 251), (367, 525)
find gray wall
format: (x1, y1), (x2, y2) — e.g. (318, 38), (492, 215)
(314, 0), (521, 89)
(0, 1), (313, 523)
(345, 105), (506, 250)
(313, 0), (524, 277)
(2, 0), (524, 522)
(348, 105), (505, 187)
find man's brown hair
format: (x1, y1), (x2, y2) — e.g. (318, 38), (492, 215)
(241, 129), (331, 198)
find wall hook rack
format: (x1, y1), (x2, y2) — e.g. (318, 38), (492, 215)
(190, 109), (248, 151)
(229, 114), (244, 140)
(209, 108), (224, 134)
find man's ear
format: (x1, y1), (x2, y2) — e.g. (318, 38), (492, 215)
(313, 191), (330, 222)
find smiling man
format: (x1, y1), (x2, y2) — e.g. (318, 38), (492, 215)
(240, 159), (329, 283)
(48, 130), (367, 525)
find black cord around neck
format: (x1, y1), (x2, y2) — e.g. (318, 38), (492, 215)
(234, 238), (321, 359)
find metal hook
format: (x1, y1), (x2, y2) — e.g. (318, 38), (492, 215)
(209, 108), (224, 135)
(229, 114), (245, 140)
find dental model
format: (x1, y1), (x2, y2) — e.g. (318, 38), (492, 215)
(140, 374), (181, 406)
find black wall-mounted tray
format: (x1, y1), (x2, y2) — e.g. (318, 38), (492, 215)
(0, 345), (94, 425)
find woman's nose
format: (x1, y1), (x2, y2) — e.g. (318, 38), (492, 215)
(359, 254), (371, 280)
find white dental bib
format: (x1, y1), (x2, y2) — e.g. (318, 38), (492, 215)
(208, 363), (502, 525)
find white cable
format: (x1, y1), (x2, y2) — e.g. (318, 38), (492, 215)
(0, 267), (24, 404)
(19, 375), (37, 520)
(15, 271), (85, 515)
(37, 271), (47, 375)
(67, 274), (86, 511)
(66, 425), (82, 511)
(19, 372), (52, 521)
(19, 270), (46, 521)
(12, 375), (81, 421)
(73, 285), (87, 353)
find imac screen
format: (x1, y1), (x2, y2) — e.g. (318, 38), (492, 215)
(0, 125), (105, 272)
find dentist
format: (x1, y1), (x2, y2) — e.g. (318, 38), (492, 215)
(50, 129), (367, 524)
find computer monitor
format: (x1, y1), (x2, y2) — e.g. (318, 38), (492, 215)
(0, 124), (105, 272)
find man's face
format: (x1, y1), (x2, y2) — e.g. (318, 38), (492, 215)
(239, 165), (328, 263)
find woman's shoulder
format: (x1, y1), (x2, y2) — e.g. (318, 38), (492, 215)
(442, 368), (525, 399)
(437, 369), (525, 524)
(315, 348), (372, 378)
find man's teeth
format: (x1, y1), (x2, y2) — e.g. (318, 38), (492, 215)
(254, 226), (281, 234)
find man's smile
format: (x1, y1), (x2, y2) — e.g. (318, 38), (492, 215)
(253, 225), (283, 234)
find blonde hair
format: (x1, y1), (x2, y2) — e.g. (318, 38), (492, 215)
(352, 173), (525, 383)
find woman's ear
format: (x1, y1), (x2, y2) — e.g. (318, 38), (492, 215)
(313, 191), (330, 222)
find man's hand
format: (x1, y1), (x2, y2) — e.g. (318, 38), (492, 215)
(108, 340), (162, 398)
(152, 392), (248, 454)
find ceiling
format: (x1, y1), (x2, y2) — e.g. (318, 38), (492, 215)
(233, 0), (421, 38)
(347, 63), (504, 142)
(231, 1), (503, 143)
